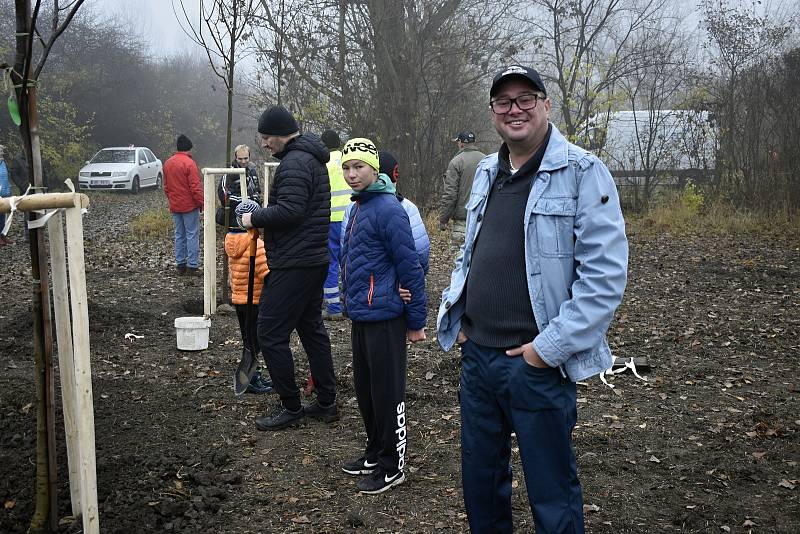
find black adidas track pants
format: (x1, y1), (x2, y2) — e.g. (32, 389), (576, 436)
(351, 316), (408, 475)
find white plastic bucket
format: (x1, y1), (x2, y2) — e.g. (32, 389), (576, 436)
(174, 316), (211, 351)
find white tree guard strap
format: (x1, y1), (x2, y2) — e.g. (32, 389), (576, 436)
(599, 356), (648, 388)
(2, 184), (31, 235)
(27, 208), (61, 229)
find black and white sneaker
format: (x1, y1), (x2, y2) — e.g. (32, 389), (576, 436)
(341, 456), (378, 476)
(357, 468), (405, 494)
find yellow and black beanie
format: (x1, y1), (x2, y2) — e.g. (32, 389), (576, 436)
(341, 138), (379, 171)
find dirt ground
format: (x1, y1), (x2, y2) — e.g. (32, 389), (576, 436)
(1, 190), (798, 533)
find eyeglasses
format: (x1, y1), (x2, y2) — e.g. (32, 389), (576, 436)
(490, 93), (545, 114)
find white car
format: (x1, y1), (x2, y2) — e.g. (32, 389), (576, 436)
(78, 147), (163, 193)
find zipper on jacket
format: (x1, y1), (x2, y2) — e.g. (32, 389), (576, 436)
(368, 273), (374, 307)
(344, 201), (361, 288)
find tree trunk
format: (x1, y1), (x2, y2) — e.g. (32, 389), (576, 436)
(13, 3), (57, 531)
(368, 0), (419, 188)
(222, 61), (235, 304)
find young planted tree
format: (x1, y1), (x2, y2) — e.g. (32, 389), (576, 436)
(10, 2), (85, 531)
(173, 0), (260, 165)
(173, 0), (261, 303)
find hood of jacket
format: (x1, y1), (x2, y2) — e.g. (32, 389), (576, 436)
(224, 231), (257, 259)
(352, 173), (396, 198)
(275, 133), (330, 165)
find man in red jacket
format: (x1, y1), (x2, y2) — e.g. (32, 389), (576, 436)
(163, 134), (204, 275)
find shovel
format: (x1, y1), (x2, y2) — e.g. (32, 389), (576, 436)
(233, 228), (260, 395)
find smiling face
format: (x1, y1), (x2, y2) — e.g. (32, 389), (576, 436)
(490, 78), (551, 153)
(342, 159), (378, 191)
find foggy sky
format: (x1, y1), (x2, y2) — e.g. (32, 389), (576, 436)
(90, 0), (745, 62)
(90, 0), (201, 57)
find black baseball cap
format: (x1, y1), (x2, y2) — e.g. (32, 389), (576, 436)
(452, 131), (476, 143)
(490, 65), (547, 97)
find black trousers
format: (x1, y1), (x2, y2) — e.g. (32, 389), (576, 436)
(257, 266), (336, 411)
(351, 316), (408, 474)
(235, 304), (260, 358)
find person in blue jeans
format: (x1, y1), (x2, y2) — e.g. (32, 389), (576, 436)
(437, 65), (628, 533)
(163, 135), (204, 275)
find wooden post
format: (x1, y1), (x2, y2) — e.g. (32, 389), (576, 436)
(203, 170), (216, 316)
(202, 168), (244, 316)
(47, 212), (81, 516)
(65, 202), (99, 534)
(262, 163), (278, 206)
(240, 170), (248, 200)
(0, 193), (90, 213)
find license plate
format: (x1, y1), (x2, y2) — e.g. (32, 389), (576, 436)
(91, 180), (110, 186)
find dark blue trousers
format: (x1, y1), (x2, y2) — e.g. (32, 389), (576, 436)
(459, 340), (585, 534)
(323, 221), (342, 314)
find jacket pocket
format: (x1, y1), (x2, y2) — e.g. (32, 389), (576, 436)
(531, 197), (577, 257)
(367, 273), (374, 307)
(465, 192), (486, 212)
(464, 192), (486, 240)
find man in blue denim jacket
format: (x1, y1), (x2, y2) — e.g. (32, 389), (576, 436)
(437, 65), (628, 533)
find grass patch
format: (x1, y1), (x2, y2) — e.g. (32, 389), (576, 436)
(130, 207), (172, 238)
(423, 209), (444, 237)
(630, 185), (800, 237)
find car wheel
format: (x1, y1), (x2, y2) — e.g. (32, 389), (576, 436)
(156, 173), (163, 189)
(131, 176), (140, 195)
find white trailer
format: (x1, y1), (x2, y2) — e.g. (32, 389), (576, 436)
(583, 109), (717, 184)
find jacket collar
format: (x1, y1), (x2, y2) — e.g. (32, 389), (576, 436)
(480, 123), (571, 185)
(538, 123), (570, 173)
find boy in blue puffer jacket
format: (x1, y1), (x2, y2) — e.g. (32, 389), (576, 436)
(338, 138), (427, 495)
(341, 150), (430, 273)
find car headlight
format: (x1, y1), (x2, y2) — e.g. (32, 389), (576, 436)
(112, 171), (127, 177)
(79, 171), (90, 177)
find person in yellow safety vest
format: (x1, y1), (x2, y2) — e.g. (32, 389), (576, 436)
(302, 129), (350, 397)
(321, 129), (351, 320)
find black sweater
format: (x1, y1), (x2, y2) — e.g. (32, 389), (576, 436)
(462, 126), (551, 348)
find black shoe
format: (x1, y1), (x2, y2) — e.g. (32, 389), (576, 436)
(245, 371), (274, 395)
(255, 405), (304, 431)
(342, 456), (378, 476)
(304, 400), (340, 423)
(357, 468), (405, 494)
(176, 264), (187, 275)
(186, 267), (201, 277)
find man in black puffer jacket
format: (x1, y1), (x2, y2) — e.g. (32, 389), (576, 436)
(240, 105), (338, 431)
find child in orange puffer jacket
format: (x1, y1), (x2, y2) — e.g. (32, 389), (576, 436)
(224, 229), (272, 394)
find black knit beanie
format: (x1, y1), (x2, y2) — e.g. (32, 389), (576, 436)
(378, 151), (399, 183)
(177, 134), (193, 151)
(321, 129), (340, 150)
(258, 106), (299, 136)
